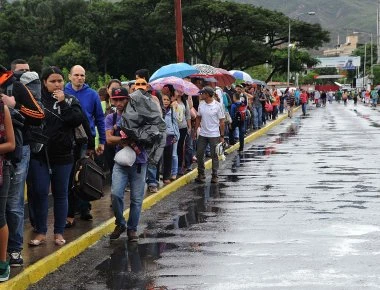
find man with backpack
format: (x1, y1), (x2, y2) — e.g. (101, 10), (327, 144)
(108, 79), (164, 242)
(64, 65), (105, 222)
(0, 61), (44, 267)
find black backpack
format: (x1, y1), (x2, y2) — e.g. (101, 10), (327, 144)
(72, 156), (105, 201)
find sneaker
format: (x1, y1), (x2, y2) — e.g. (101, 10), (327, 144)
(110, 225), (127, 240)
(0, 261), (10, 282)
(148, 186), (158, 193)
(8, 252), (23, 267)
(195, 174), (206, 183)
(211, 175), (219, 183)
(80, 210), (93, 221)
(127, 230), (139, 242)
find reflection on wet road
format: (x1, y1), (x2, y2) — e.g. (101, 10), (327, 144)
(40, 102), (380, 289)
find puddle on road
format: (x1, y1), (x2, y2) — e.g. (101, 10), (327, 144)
(92, 184), (226, 289)
(94, 241), (175, 290)
(353, 108), (380, 127)
(230, 121), (300, 174)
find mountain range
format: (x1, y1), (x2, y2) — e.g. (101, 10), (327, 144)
(234, 0), (379, 49)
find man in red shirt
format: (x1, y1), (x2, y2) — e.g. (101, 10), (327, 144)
(300, 90), (308, 116)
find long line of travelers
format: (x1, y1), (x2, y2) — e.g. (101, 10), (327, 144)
(0, 60), (300, 281)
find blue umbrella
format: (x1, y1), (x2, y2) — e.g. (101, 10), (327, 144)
(229, 70), (253, 83)
(149, 62), (199, 82)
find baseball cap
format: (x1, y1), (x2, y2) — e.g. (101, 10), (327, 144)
(111, 87), (129, 99)
(134, 78), (148, 90)
(198, 86), (214, 96)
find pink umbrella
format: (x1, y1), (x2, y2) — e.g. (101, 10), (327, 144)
(149, 76), (199, 96)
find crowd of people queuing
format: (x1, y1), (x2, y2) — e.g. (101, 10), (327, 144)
(0, 59), (303, 281)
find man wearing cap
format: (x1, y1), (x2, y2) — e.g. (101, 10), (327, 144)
(193, 86), (225, 183)
(104, 87), (129, 176)
(107, 82), (151, 242)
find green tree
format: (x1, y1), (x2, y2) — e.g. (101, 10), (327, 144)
(181, 0), (329, 72)
(42, 39), (97, 71)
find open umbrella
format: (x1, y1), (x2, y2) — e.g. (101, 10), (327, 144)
(192, 64), (218, 76)
(149, 76), (199, 96)
(149, 62), (199, 82)
(229, 70), (253, 83)
(214, 68), (236, 87)
(191, 65), (235, 87)
(251, 79), (267, 86)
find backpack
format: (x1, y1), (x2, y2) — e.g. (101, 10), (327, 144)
(8, 72), (48, 154)
(234, 103), (247, 123)
(121, 89), (166, 165)
(72, 156), (105, 201)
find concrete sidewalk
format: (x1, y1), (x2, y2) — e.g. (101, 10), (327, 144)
(0, 110), (294, 290)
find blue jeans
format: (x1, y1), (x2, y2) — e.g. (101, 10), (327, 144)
(184, 133), (193, 170)
(146, 163), (158, 187)
(29, 159), (72, 235)
(252, 106), (262, 129)
(229, 121), (245, 151)
(6, 145), (30, 252)
(302, 103), (307, 115)
(171, 142), (178, 176)
(111, 162), (147, 231)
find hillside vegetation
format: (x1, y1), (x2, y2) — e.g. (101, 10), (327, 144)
(234, 0), (378, 47)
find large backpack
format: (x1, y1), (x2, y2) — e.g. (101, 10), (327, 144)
(120, 89), (166, 165)
(234, 103), (247, 124)
(8, 71), (48, 155)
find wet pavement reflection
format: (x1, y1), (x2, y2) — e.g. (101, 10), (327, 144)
(32, 102), (380, 289)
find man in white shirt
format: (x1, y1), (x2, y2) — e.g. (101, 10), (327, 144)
(193, 86), (225, 183)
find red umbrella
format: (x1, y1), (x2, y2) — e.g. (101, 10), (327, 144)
(191, 64), (235, 87)
(214, 68), (236, 87)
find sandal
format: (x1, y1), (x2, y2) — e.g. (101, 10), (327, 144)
(54, 235), (66, 246)
(55, 238), (66, 246)
(29, 235), (46, 246)
(163, 179), (171, 185)
(170, 175), (177, 181)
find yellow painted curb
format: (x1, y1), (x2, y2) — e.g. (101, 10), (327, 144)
(1, 110), (297, 290)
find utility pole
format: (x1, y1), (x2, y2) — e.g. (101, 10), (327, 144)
(377, 0), (380, 64)
(174, 0), (184, 62)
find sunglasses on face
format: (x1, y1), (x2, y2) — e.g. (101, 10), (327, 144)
(135, 83), (147, 86)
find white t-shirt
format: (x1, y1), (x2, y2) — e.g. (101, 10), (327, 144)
(197, 99), (225, 137)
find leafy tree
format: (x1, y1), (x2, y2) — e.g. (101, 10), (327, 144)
(42, 39), (97, 71)
(181, 0), (329, 73)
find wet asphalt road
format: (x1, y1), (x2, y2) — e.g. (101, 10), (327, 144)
(31, 101), (380, 290)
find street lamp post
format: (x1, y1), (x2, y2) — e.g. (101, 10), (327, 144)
(354, 31), (373, 89)
(287, 12), (316, 86)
